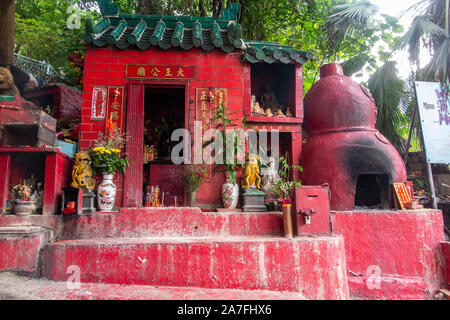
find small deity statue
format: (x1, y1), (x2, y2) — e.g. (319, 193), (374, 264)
(265, 108), (273, 117)
(251, 94), (264, 115)
(252, 100), (265, 116)
(31, 182), (44, 210)
(241, 155), (261, 189)
(71, 151), (96, 190)
(261, 157), (279, 194)
(275, 108), (286, 117)
(286, 107), (293, 117)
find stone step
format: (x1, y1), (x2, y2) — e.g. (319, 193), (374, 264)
(0, 271), (306, 300)
(58, 208), (287, 239)
(42, 234), (349, 300)
(0, 226), (54, 274)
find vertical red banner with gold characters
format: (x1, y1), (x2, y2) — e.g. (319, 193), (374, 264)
(105, 86), (125, 148)
(91, 87), (108, 120)
(215, 88), (227, 110)
(196, 88), (214, 180)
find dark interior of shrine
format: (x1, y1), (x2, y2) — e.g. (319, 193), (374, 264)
(143, 86), (185, 158)
(354, 174), (389, 209)
(250, 63), (296, 116)
(143, 85), (185, 206)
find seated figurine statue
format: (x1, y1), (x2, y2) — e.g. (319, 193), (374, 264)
(252, 101), (265, 116)
(275, 108), (286, 117)
(286, 107), (293, 117)
(265, 108), (274, 117)
(71, 151), (96, 190)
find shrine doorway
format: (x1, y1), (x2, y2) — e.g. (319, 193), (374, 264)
(143, 85), (186, 206)
(123, 82), (188, 208)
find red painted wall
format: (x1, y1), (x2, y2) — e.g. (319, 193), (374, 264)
(332, 210), (446, 299)
(79, 47), (246, 207)
(80, 46), (304, 208)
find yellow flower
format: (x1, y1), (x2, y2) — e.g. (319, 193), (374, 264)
(105, 150), (111, 154)
(112, 149), (121, 153)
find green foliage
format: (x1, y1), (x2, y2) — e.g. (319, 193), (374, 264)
(270, 156), (302, 201)
(202, 103), (247, 184)
(14, 0), (100, 86)
(367, 61), (407, 153)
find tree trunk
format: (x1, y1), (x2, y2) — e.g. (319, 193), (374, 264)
(0, 0), (14, 66)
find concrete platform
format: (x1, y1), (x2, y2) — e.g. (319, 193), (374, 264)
(41, 235), (349, 300)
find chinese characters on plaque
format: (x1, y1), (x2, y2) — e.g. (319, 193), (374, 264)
(195, 88), (228, 180)
(91, 87), (108, 120)
(105, 87), (125, 133)
(126, 65), (195, 80)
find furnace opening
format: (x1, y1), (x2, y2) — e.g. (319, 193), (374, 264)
(354, 174), (389, 209)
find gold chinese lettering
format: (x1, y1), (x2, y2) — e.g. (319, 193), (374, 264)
(177, 68), (185, 77)
(165, 68), (172, 77)
(150, 67), (160, 77)
(137, 67), (146, 77)
(200, 91), (207, 100)
(110, 111), (119, 121)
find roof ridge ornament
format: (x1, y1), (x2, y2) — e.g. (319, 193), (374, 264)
(98, 0), (120, 17)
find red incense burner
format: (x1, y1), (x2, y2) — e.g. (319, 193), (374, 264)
(301, 63), (407, 210)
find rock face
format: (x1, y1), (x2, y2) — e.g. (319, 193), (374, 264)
(0, 66), (20, 96)
(301, 63), (407, 211)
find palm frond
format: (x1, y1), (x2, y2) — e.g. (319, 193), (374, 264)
(341, 53), (371, 76)
(424, 36), (450, 84)
(368, 61), (407, 153)
(394, 15), (446, 64)
(324, 0), (378, 58)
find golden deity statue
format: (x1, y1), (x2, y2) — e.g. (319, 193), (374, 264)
(71, 151), (96, 190)
(241, 155), (261, 189)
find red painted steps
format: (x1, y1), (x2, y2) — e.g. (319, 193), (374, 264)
(42, 234), (349, 300)
(59, 208), (286, 239)
(0, 226), (54, 274)
(0, 209), (287, 239)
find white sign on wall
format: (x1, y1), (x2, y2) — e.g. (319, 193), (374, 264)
(415, 81), (450, 164)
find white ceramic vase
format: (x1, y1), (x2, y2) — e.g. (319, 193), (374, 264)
(97, 173), (116, 212)
(221, 172), (239, 209)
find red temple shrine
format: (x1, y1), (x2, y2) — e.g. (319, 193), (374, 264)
(0, 0), (449, 300)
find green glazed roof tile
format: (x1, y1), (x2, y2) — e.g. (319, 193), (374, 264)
(85, 0), (313, 65)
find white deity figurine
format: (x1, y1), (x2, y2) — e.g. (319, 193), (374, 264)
(261, 157), (279, 194)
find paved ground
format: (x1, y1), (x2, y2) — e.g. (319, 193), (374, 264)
(0, 272), (49, 300)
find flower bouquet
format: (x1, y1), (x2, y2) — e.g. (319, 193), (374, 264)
(182, 165), (206, 206)
(89, 120), (131, 211)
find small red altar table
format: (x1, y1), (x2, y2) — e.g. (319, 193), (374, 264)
(0, 148), (73, 215)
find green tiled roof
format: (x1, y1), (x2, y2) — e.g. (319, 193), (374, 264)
(84, 0), (313, 65)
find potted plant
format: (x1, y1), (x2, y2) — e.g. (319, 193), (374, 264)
(203, 104), (247, 209)
(89, 120), (130, 212)
(11, 178), (37, 216)
(271, 156), (302, 237)
(182, 165), (206, 207)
